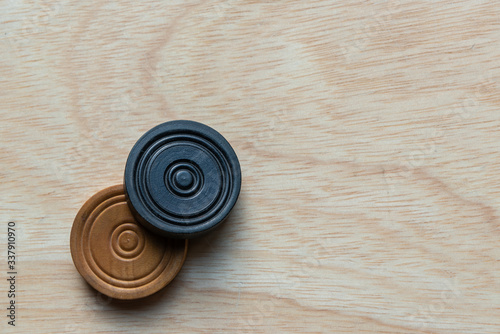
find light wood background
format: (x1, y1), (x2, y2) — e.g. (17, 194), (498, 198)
(1, 1), (500, 333)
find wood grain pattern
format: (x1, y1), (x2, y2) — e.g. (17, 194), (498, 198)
(1, 1), (500, 333)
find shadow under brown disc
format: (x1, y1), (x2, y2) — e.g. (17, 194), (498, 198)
(70, 185), (188, 300)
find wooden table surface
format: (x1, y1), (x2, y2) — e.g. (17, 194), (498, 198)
(1, 1), (500, 333)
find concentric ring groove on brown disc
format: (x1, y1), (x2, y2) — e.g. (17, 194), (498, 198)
(70, 185), (188, 300)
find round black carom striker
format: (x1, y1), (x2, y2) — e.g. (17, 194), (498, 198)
(124, 120), (241, 239)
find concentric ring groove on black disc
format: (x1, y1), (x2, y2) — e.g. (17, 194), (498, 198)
(124, 120), (241, 238)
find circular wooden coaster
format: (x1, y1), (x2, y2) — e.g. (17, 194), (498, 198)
(70, 185), (188, 300)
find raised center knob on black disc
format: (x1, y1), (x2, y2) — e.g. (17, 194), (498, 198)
(174, 170), (193, 189)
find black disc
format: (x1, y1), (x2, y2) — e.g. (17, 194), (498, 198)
(124, 120), (241, 238)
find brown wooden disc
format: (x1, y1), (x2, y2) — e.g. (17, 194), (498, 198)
(70, 185), (188, 300)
